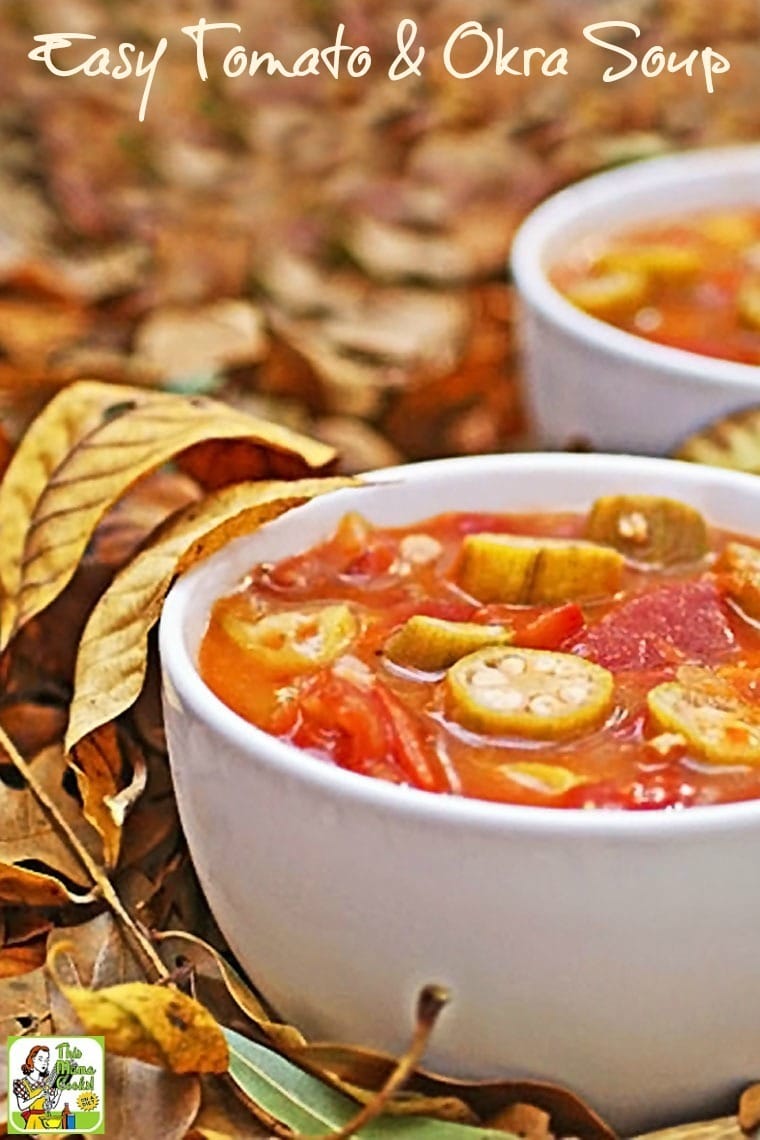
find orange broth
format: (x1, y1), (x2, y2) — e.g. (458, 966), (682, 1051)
(199, 508), (760, 810)
(551, 208), (760, 365)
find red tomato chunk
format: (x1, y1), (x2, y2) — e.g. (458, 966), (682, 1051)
(573, 581), (735, 671)
(199, 501), (760, 810)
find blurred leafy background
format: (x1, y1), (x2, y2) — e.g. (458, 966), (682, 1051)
(2, 0), (760, 470)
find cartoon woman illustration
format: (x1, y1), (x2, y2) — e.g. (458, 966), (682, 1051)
(12, 1045), (61, 1130)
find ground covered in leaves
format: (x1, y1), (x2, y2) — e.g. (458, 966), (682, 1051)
(3, 1), (760, 1137)
(3, 0), (760, 463)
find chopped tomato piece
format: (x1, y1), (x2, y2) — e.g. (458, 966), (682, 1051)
(373, 684), (451, 793)
(574, 580), (735, 671)
(564, 773), (699, 811)
(289, 670), (449, 793)
(515, 604), (585, 650)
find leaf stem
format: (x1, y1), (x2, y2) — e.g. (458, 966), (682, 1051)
(290, 984), (451, 1140)
(0, 724), (170, 983)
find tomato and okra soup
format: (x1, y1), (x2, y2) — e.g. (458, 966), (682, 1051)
(199, 494), (760, 810)
(552, 209), (760, 365)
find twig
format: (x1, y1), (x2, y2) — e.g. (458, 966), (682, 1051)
(291, 984), (450, 1140)
(0, 724), (170, 983)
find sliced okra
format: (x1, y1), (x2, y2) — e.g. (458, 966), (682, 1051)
(586, 494), (708, 566)
(445, 646), (614, 740)
(220, 603), (358, 675)
(457, 534), (623, 605)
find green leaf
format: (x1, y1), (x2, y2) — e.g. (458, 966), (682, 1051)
(224, 1028), (515, 1139)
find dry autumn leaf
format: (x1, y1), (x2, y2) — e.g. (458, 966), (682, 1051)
(49, 946), (228, 1075)
(0, 380), (336, 648)
(66, 475), (354, 751)
(293, 1046), (617, 1140)
(675, 407), (760, 472)
(0, 743), (98, 906)
(156, 930), (306, 1053)
(44, 915), (203, 1139)
(0, 939), (47, 980)
(69, 722), (147, 870)
(186, 1074), (272, 1138)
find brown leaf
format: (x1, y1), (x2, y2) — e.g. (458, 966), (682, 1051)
(184, 1075), (272, 1139)
(0, 966), (50, 1125)
(0, 744), (99, 905)
(0, 700), (67, 757)
(0, 380), (336, 647)
(104, 1056), (202, 1140)
(0, 421), (10, 481)
(292, 1043), (476, 1123)
(70, 723), (147, 869)
(134, 300), (268, 379)
(0, 939), (46, 979)
(155, 930), (306, 1053)
(66, 475), (354, 751)
(48, 914), (228, 1075)
(0, 297), (90, 366)
(487, 1102), (552, 1139)
(739, 1085), (760, 1135)
(292, 1044), (616, 1140)
(46, 914), (202, 1140)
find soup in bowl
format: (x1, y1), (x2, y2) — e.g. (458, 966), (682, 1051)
(511, 145), (760, 454)
(159, 453), (760, 1134)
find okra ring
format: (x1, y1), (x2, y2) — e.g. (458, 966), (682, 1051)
(445, 646), (614, 740)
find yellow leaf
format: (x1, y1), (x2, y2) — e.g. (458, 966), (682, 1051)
(50, 960), (229, 1075)
(66, 476), (354, 751)
(675, 406), (760, 472)
(0, 380), (335, 648)
(69, 722), (147, 870)
(0, 379), (116, 642)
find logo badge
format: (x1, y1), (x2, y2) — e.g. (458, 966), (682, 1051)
(7, 1036), (105, 1134)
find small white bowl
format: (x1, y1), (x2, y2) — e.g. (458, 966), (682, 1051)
(511, 145), (760, 454)
(159, 454), (760, 1134)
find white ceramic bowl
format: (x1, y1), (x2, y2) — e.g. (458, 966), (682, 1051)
(511, 145), (760, 454)
(160, 453), (760, 1134)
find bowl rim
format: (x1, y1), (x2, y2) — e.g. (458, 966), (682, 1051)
(159, 452), (760, 839)
(511, 143), (760, 387)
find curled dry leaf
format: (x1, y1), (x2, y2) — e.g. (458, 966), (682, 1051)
(48, 944), (229, 1075)
(0, 379), (336, 648)
(69, 722), (147, 870)
(66, 475), (355, 751)
(0, 743), (98, 906)
(675, 407), (760, 472)
(292, 1044), (616, 1140)
(155, 930), (306, 1054)
(225, 1029), (512, 1140)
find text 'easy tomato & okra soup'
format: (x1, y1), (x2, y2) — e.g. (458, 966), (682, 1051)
(199, 494), (760, 810)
